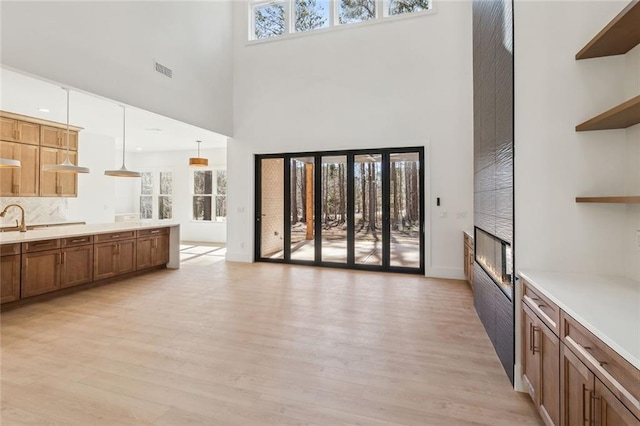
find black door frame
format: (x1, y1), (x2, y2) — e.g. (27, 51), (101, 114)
(255, 147), (425, 274)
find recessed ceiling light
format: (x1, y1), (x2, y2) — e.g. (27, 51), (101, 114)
(145, 128), (162, 132)
(38, 108), (50, 113)
(136, 147), (143, 151)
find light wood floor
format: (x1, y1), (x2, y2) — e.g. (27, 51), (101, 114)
(1, 260), (541, 425)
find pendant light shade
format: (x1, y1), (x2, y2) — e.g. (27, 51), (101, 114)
(189, 140), (208, 167)
(105, 106), (141, 177)
(42, 88), (90, 174)
(0, 158), (21, 168)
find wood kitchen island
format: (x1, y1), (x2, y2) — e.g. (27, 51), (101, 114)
(0, 222), (180, 309)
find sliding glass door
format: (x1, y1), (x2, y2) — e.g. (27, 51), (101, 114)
(256, 148), (423, 274)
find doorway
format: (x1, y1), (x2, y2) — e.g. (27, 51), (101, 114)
(255, 148), (424, 274)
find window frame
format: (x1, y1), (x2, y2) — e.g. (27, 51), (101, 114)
(136, 169), (174, 221)
(248, 0), (435, 43)
(190, 168), (227, 223)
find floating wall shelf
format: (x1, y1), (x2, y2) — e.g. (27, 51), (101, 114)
(576, 196), (640, 204)
(575, 0), (640, 59)
(575, 95), (640, 131)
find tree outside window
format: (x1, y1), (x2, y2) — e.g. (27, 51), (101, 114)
(139, 171), (173, 220)
(193, 170), (227, 222)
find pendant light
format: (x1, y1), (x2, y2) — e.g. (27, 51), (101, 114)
(189, 140), (208, 167)
(42, 88), (90, 173)
(104, 106), (141, 177)
(0, 158), (21, 168)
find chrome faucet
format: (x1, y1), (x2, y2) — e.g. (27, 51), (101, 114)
(0, 204), (27, 232)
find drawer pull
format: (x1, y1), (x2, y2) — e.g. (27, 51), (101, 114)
(33, 242), (52, 246)
(532, 326), (540, 354)
(111, 234), (120, 238)
(583, 385), (592, 425)
(151, 230), (160, 234)
(70, 238), (85, 243)
(61, 252), (66, 264)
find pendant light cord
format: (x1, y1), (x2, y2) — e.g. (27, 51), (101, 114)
(65, 88), (71, 158)
(122, 106), (127, 168)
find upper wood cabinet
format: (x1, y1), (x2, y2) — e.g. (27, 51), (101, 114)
(1, 111), (82, 198)
(0, 117), (40, 145)
(40, 125), (78, 150)
(0, 141), (40, 197)
(40, 147), (78, 197)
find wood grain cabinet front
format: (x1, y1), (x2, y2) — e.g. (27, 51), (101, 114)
(137, 229), (169, 270)
(94, 239), (136, 281)
(40, 125), (78, 150)
(1, 247), (21, 304)
(0, 117), (40, 145)
(522, 303), (560, 426)
(0, 141), (40, 197)
(22, 249), (61, 298)
(60, 245), (93, 289)
(40, 147), (78, 197)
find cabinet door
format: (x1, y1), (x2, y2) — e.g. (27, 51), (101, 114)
(40, 147), (59, 196)
(561, 344), (595, 426)
(154, 235), (170, 266)
(22, 249), (61, 298)
(16, 143), (39, 196)
(17, 121), (40, 145)
(94, 242), (117, 281)
(61, 129), (78, 151)
(595, 379), (640, 426)
(60, 245), (93, 289)
(1, 117), (17, 141)
(538, 316), (560, 426)
(137, 237), (153, 270)
(40, 125), (61, 148)
(522, 303), (539, 402)
(57, 150), (77, 197)
(1, 254), (21, 304)
(116, 239), (136, 275)
(0, 141), (17, 196)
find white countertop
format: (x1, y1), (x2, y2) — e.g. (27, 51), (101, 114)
(519, 270), (640, 370)
(0, 221), (179, 244)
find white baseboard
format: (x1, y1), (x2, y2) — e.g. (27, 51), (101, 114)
(425, 266), (466, 280)
(225, 252), (253, 263)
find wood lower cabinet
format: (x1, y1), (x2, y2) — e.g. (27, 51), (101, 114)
(522, 303), (560, 425)
(40, 147), (78, 197)
(137, 232), (169, 270)
(0, 141), (40, 197)
(1, 245), (21, 304)
(60, 245), (93, 289)
(22, 249), (61, 298)
(561, 345), (639, 426)
(94, 239), (136, 281)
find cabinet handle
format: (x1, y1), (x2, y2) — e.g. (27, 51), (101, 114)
(590, 392), (600, 426)
(529, 322), (534, 352)
(13, 129), (18, 139)
(12, 184), (18, 194)
(151, 230), (160, 234)
(56, 253), (61, 265)
(583, 386), (591, 425)
(111, 234), (120, 238)
(61, 252), (66, 264)
(70, 239), (85, 243)
(532, 326), (540, 354)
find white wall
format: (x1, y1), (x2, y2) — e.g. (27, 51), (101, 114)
(1, 1), (233, 136)
(514, 1), (637, 279)
(128, 148), (227, 243)
(227, 1), (474, 277)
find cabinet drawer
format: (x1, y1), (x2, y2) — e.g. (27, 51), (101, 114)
(62, 235), (93, 247)
(1, 243), (20, 256)
(137, 227), (169, 238)
(95, 230), (136, 243)
(561, 311), (640, 419)
(522, 279), (560, 336)
(22, 239), (60, 253)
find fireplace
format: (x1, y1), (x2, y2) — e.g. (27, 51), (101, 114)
(474, 227), (513, 297)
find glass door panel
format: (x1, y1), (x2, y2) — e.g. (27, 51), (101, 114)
(321, 155), (347, 263)
(290, 157), (315, 261)
(260, 158), (285, 259)
(389, 152), (421, 268)
(354, 154), (382, 266)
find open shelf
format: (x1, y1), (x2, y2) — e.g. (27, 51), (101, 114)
(576, 196), (640, 204)
(576, 0), (640, 60)
(576, 95), (640, 131)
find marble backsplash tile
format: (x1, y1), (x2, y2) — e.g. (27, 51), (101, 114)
(0, 198), (68, 226)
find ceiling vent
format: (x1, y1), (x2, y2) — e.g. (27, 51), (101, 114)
(154, 61), (173, 79)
